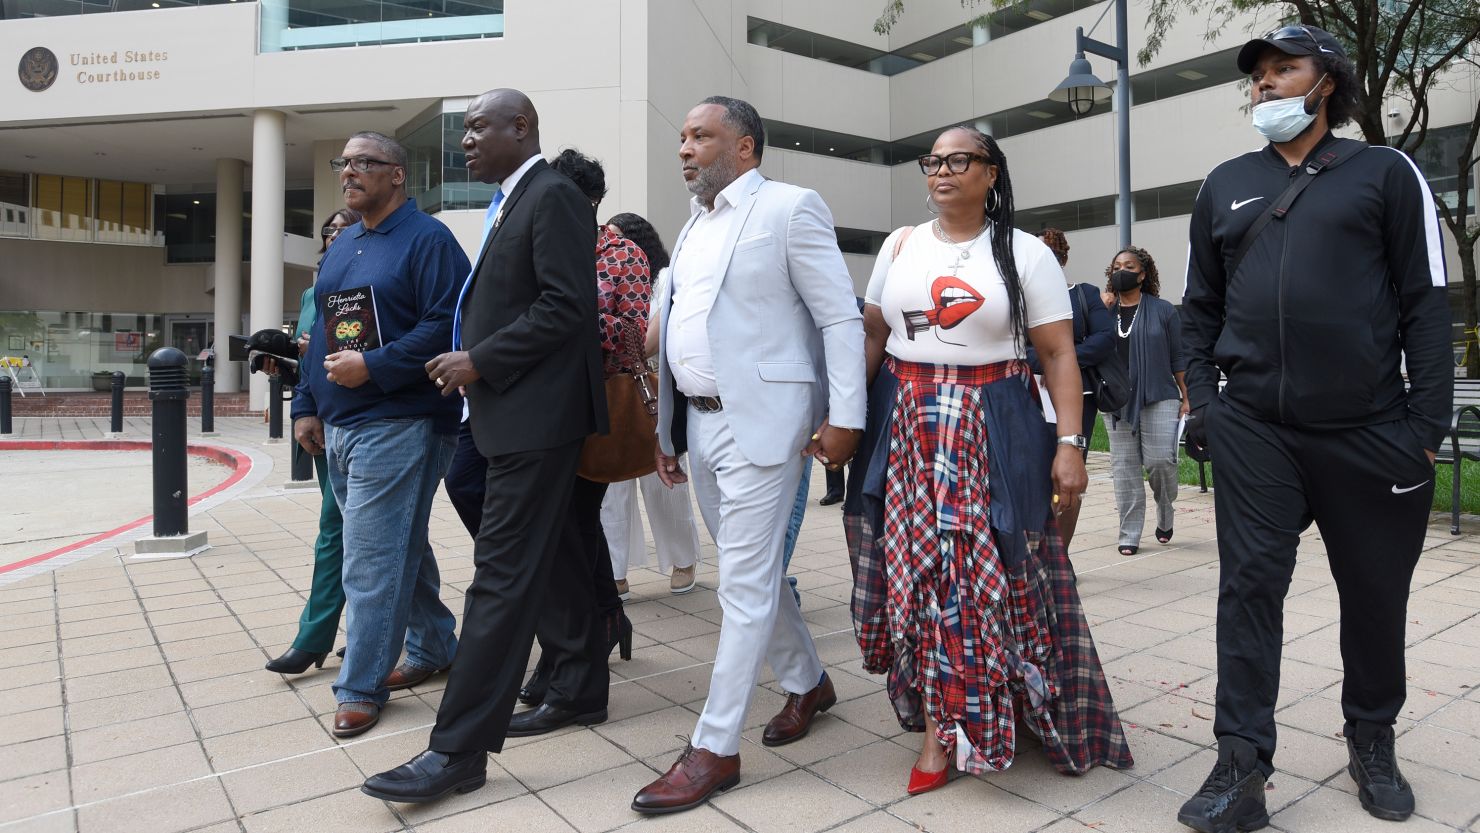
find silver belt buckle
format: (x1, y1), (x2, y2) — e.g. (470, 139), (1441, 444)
(690, 395), (723, 413)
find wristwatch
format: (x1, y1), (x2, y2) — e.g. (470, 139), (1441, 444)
(1057, 435), (1088, 450)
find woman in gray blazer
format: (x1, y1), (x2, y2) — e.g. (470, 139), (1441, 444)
(1102, 246), (1189, 555)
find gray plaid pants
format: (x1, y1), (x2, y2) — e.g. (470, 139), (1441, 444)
(1104, 398), (1180, 548)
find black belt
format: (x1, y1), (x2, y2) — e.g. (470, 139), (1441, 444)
(689, 395), (723, 413)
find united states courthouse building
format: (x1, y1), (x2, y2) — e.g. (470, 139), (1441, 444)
(2, 0), (1474, 400)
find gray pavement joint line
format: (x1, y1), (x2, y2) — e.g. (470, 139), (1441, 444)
(0, 438), (277, 588)
(0, 624), (854, 830)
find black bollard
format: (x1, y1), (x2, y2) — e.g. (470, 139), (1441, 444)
(110, 371), (125, 434)
(268, 375), (284, 440)
(0, 376), (11, 435)
(200, 365), (215, 434)
(148, 348), (191, 538)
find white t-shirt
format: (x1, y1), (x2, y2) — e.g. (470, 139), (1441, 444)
(865, 224), (1071, 365)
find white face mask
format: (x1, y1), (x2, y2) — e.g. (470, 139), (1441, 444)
(1251, 73), (1327, 143)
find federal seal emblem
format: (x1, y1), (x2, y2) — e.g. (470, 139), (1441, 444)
(18, 46), (58, 92)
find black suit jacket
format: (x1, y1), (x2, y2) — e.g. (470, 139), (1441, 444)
(462, 159), (607, 456)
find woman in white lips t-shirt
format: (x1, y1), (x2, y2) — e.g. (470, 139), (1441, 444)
(846, 126), (1133, 795)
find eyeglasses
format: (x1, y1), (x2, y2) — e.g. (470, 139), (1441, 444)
(918, 152), (991, 176)
(322, 226), (346, 239)
(329, 156), (397, 173)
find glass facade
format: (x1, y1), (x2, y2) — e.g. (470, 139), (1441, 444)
(0, 171), (161, 246)
(1401, 124), (1478, 220)
(259, 0), (502, 52)
(0, 311), (208, 389)
(0, 0), (244, 21)
(154, 188), (315, 263)
(402, 111), (497, 213)
(747, 0), (1104, 77)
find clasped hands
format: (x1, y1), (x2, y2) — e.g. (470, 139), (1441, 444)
(655, 419), (861, 489)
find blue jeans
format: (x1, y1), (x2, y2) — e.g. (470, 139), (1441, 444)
(780, 458), (811, 606)
(324, 417), (458, 706)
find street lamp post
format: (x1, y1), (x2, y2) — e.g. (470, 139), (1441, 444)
(1049, 0), (1131, 249)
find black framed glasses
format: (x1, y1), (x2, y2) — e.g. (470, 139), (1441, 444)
(918, 152), (991, 176)
(329, 156), (397, 173)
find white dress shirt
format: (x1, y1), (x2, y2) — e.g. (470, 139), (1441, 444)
(666, 168), (764, 398)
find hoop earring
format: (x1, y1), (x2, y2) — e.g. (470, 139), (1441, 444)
(925, 193), (940, 215)
(985, 188), (1000, 216)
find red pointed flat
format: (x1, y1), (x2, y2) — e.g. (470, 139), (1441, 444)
(907, 764), (949, 795)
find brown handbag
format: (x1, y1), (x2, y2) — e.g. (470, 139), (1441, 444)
(578, 326), (659, 483)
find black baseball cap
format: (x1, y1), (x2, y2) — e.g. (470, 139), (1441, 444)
(1237, 24), (1347, 73)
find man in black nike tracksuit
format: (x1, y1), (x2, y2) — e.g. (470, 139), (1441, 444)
(1176, 25), (1451, 833)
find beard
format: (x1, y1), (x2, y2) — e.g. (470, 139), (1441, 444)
(686, 150), (739, 203)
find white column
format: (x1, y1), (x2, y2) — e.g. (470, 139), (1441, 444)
(248, 109), (286, 410)
(212, 158), (244, 393)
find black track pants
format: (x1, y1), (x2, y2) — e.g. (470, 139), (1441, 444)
(1208, 400), (1431, 773)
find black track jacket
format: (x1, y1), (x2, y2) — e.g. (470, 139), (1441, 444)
(1182, 131), (1452, 450)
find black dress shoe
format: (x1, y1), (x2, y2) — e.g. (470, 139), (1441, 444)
(362, 749), (487, 804)
(506, 702), (608, 737)
(818, 490), (843, 506)
(265, 648), (327, 674)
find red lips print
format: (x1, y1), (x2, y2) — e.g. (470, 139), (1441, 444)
(903, 275), (985, 340)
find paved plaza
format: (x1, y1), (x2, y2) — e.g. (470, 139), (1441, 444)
(1, 416), (1478, 833)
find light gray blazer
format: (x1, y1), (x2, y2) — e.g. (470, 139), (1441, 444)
(655, 174), (866, 468)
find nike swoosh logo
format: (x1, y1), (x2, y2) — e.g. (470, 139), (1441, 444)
(1391, 481), (1430, 494)
(1231, 197), (1264, 210)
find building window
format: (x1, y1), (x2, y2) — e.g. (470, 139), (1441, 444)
(402, 111), (498, 213)
(1399, 124), (1478, 220)
(747, 0), (1104, 77)
(32, 175), (92, 243)
(260, 0), (504, 52)
(0, 172), (29, 238)
(836, 227), (890, 256)
(1016, 179), (1205, 233)
(760, 49), (1240, 166)
(2, 0), (250, 21)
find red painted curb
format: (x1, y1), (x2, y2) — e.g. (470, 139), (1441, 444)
(0, 440), (253, 575)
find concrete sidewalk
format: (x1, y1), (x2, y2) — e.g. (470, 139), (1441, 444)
(0, 416), (1477, 833)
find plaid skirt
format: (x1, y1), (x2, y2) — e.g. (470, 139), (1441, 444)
(847, 358), (1133, 775)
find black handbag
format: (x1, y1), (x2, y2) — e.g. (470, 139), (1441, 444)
(1073, 285), (1130, 414)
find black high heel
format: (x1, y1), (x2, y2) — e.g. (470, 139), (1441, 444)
(265, 647), (328, 674)
(606, 611), (633, 662)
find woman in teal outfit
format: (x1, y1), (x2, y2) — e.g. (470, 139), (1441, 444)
(265, 208), (361, 673)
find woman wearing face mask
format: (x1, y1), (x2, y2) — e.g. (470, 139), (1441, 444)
(1101, 246), (1188, 556)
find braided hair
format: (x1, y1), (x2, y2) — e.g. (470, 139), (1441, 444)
(945, 125), (1026, 349)
(606, 212), (670, 273)
(1102, 245), (1161, 297)
(1038, 227), (1070, 267)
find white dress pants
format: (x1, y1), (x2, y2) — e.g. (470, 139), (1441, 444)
(686, 406), (824, 756)
(601, 468), (701, 580)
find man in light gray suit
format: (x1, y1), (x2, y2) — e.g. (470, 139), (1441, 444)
(631, 95), (866, 816)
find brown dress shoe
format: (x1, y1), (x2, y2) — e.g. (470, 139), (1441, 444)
(631, 745), (740, 815)
(383, 662), (445, 691)
(333, 702), (380, 738)
(762, 673), (836, 746)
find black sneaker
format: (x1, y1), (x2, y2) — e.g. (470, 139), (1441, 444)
(1346, 723), (1414, 821)
(1176, 736), (1269, 833)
